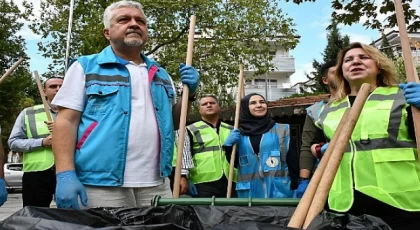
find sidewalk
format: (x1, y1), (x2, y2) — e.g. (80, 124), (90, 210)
(0, 192), (57, 221)
(0, 193), (23, 221)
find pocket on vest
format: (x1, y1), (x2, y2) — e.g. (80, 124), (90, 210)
(86, 85), (119, 116)
(236, 181), (251, 198)
(193, 152), (216, 174)
(372, 149), (420, 193)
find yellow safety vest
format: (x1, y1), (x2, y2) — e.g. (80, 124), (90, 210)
(187, 121), (237, 184)
(315, 86), (420, 212)
(23, 105), (54, 172)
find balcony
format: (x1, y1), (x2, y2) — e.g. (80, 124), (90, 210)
(245, 55), (295, 73)
(244, 83), (297, 101)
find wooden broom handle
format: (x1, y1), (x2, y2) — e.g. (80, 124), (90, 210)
(0, 58), (24, 85)
(226, 64), (244, 198)
(173, 15), (196, 198)
(287, 109), (350, 228)
(34, 71), (53, 122)
(302, 83), (372, 228)
(393, 0), (420, 164)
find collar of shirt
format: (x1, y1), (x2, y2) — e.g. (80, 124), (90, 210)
(115, 55), (146, 67)
(201, 119), (221, 134)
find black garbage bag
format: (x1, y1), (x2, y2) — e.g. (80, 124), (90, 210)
(0, 205), (392, 230)
(0, 205), (194, 230)
(306, 211), (392, 230)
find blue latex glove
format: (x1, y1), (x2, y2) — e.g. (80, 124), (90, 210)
(224, 129), (241, 147)
(321, 142), (329, 155)
(399, 82), (420, 108)
(56, 170), (87, 209)
(179, 63), (200, 95)
(0, 178), (8, 206)
(296, 179), (309, 198)
(187, 180), (198, 196)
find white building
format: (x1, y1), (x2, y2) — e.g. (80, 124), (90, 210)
(243, 37), (299, 101)
(371, 30), (420, 61)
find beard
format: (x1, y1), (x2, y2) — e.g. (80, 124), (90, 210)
(328, 81), (337, 90)
(124, 37), (144, 47)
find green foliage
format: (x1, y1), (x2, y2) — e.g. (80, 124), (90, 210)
(380, 32), (396, 61)
(0, 0), (40, 150)
(393, 57), (420, 83)
(305, 22), (349, 93)
(24, 0), (299, 106)
(291, 0), (420, 32)
(28, 0), (297, 105)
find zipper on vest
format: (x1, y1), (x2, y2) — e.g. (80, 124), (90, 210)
(247, 135), (267, 196)
(350, 140), (356, 188)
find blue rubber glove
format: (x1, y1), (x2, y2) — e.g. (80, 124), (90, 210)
(296, 179), (309, 198)
(321, 142), (329, 155)
(0, 178), (8, 206)
(56, 170), (87, 209)
(224, 129), (241, 147)
(399, 82), (420, 108)
(187, 180), (198, 196)
(179, 63), (200, 95)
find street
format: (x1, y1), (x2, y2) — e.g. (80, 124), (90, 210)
(0, 191), (57, 221)
(0, 192), (23, 221)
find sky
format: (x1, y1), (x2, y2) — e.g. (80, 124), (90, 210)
(14, 0), (419, 85)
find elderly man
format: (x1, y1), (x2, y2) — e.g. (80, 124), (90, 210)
(52, 0), (199, 208)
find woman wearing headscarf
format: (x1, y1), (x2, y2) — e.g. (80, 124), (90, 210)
(223, 93), (299, 198)
(311, 42), (420, 229)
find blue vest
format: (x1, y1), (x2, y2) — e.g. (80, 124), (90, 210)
(306, 100), (326, 123)
(236, 123), (294, 198)
(75, 46), (175, 186)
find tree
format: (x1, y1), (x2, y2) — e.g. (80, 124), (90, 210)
(380, 31), (396, 61)
(0, 0), (40, 152)
(305, 22), (350, 93)
(289, 0), (420, 32)
(25, 0), (299, 107)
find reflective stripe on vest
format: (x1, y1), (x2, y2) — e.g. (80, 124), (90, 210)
(316, 87), (420, 212)
(187, 121), (235, 184)
(237, 123), (290, 183)
(306, 100), (325, 123)
(23, 105), (55, 172)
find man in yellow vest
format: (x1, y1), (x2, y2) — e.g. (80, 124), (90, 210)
(8, 77), (63, 207)
(187, 95), (236, 197)
(297, 60), (337, 198)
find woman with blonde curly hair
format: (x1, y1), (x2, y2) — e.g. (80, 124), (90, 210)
(307, 42), (420, 229)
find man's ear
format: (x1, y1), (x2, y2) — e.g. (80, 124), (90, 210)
(103, 28), (110, 40)
(322, 76), (328, 85)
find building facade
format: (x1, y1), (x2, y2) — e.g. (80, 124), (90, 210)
(371, 30), (420, 61)
(244, 40), (298, 101)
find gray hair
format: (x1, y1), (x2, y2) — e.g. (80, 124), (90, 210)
(103, 1), (146, 29)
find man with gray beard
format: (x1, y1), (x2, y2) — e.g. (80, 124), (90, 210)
(51, 0), (200, 208)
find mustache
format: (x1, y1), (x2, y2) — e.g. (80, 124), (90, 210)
(125, 29), (142, 36)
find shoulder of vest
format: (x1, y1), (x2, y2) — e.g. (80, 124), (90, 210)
(188, 121), (205, 129)
(373, 86), (399, 94)
(275, 123), (289, 130)
(25, 104), (43, 111)
(220, 122), (233, 130)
